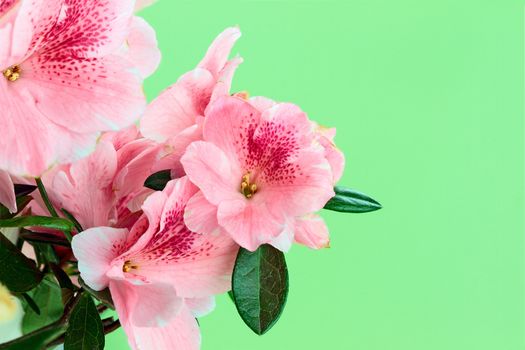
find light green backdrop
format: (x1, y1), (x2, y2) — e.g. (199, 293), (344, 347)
(107, 0), (525, 349)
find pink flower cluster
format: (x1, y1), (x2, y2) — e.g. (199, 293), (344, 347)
(0, 1), (345, 349)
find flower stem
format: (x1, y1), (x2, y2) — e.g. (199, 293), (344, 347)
(36, 178), (73, 242)
(35, 178), (58, 217)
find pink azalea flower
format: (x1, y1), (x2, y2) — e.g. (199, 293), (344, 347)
(72, 177), (238, 350)
(140, 26), (242, 178)
(0, 0), (160, 176)
(42, 126), (161, 230)
(181, 95), (336, 252)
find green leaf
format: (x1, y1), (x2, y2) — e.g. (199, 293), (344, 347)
(19, 230), (70, 247)
(0, 216), (74, 231)
(324, 186), (382, 213)
(22, 275), (64, 334)
(232, 245), (289, 335)
(0, 323), (66, 350)
(21, 292), (40, 315)
(144, 169), (171, 191)
(32, 242), (60, 265)
(0, 195), (33, 220)
(0, 233), (42, 293)
(64, 293), (105, 350)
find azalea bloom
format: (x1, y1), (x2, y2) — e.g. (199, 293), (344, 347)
(72, 177), (238, 349)
(0, 0), (159, 176)
(140, 26), (242, 177)
(41, 126), (161, 230)
(181, 95), (337, 252)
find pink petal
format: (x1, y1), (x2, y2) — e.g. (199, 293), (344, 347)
(198, 27), (241, 78)
(22, 54), (145, 134)
(181, 141), (241, 205)
(39, 0), (134, 59)
(185, 296), (216, 317)
(208, 55), (243, 106)
(0, 170), (16, 213)
(125, 16), (161, 78)
(123, 178), (238, 297)
(261, 148), (335, 216)
(110, 281), (195, 349)
(318, 130), (345, 183)
(202, 95), (262, 164)
(140, 68), (214, 143)
(0, 80), (99, 176)
(129, 283), (183, 327)
(154, 122), (203, 179)
(49, 141), (118, 229)
(183, 191), (222, 236)
(293, 213), (330, 249)
(130, 305), (200, 350)
(269, 224), (294, 252)
(248, 96), (277, 112)
(72, 227), (129, 291)
(217, 198), (284, 251)
(134, 0), (157, 12)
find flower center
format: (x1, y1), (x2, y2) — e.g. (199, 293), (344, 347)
(3, 65), (21, 82)
(241, 172), (257, 198)
(122, 260), (139, 273)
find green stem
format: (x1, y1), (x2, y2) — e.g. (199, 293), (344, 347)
(35, 178), (58, 217)
(35, 178), (74, 242)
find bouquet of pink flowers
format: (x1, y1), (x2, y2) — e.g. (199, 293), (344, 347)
(0, 1), (381, 349)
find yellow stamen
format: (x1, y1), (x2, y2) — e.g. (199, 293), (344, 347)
(3, 65), (21, 82)
(122, 260), (138, 273)
(241, 173), (258, 198)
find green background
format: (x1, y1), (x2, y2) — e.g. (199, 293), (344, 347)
(108, 0), (525, 349)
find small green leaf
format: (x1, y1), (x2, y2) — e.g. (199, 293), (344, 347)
(0, 216), (74, 231)
(0, 323), (66, 350)
(232, 245), (289, 335)
(0, 195), (33, 220)
(144, 169), (171, 191)
(22, 275), (64, 334)
(324, 186), (382, 213)
(0, 233), (42, 293)
(64, 293), (105, 350)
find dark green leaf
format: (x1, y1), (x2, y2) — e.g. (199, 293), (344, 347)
(60, 208), (84, 233)
(22, 275), (64, 334)
(0, 323), (66, 350)
(21, 293), (40, 315)
(64, 293), (105, 350)
(14, 184), (37, 197)
(19, 230), (70, 247)
(144, 169), (171, 191)
(0, 195), (33, 220)
(50, 264), (76, 291)
(324, 186), (382, 213)
(32, 242), (59, 265)
(0, 216), (74, 231)
(0, 233), (42, 293)
(232, 245), (289, 335)
(79, 277), (114, 309)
